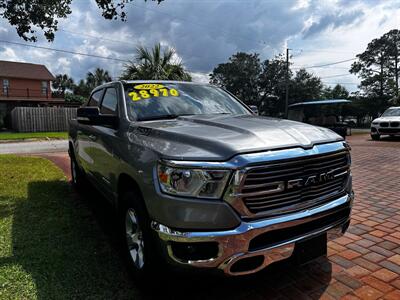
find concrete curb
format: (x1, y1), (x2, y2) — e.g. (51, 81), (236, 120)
(0, 140), (68, 154)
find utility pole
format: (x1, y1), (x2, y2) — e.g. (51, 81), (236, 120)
(284, 48), (290, 118)
(395, 35), (399, 96)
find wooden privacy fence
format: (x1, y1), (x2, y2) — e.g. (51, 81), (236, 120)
(11, 107), (78, 132)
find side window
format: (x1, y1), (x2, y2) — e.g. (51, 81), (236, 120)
(87, 89), (103, 107)
(3, 79), (9, 94)
(41, 81), (47, 95)
(100, 88), (118, 115)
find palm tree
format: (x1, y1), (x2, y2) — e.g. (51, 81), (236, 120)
(52, 74), (75, 96)
(72, 68), (112, 97)
(73, 79), (92, 98)
(120, 43), (191, 81)
(86, 68), (112, 90)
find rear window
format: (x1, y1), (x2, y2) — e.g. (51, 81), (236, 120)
(123, 83), (249, 121)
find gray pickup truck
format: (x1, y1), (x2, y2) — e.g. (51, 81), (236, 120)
(68, 80), (353, 277)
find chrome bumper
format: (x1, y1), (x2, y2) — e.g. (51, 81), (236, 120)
(152, 193), (353, 276)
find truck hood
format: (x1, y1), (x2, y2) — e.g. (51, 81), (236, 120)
(129, 114), (343, 161)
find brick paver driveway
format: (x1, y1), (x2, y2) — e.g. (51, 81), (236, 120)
(40, 134), (400, 299)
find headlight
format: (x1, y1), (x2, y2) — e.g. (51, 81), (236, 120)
(157, 163), (231, 199)
(372, 122), (378, 125)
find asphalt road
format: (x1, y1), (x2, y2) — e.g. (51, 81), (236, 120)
(0, 140), (68, 154)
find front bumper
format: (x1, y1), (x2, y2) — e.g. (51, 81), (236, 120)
(371, 126), (400, 135)
(152, 193), (353, 276)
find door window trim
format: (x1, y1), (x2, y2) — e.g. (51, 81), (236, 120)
(99, 86), (119, 116)
(86, 88), (105, 107)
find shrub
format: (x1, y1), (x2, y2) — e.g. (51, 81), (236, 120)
(64, 93), (87, 104)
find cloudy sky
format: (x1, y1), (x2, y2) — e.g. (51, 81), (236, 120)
(0, 0), (399, 91)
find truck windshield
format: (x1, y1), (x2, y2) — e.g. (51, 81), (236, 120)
(382, 108), (400, 117)
(123, 83), (250, 121)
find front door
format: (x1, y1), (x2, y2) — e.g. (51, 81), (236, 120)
(90, 86), (121, 199)
(76, 88), (104, 176)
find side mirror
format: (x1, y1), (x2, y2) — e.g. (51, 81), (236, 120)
(249, 105), (259, 115)
(77, 107), (118, 127)
(77, 107), (100, 119)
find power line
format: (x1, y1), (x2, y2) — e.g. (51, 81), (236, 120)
(298, 58), (356, 69)
(59, 29), (137, 47)
(292, 66), (350, 70)
(322, 82), (358, 85)
(320, 73), (355, 79)
(292, 48), (357, 55)
(0, 39), (130, 63)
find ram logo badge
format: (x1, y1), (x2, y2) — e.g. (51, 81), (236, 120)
(287, 169), (343, 190)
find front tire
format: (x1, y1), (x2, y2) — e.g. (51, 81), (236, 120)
(120, 190), (161, 280)
(371, 134), (380, 140)
(70, 155), (86, 189)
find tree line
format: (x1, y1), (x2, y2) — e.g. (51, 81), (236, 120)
(210, 29), (399, 122)
(54, 29), (399, 126)
(210, 52), (350, 117)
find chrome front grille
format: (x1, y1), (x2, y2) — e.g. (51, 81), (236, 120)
(240, 150), (350, 216)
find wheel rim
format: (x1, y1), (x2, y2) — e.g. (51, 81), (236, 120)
(125, 208), (145, 269)
(71, 159), (77, 183)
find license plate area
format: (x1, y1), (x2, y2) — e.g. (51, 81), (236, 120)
(293, 233), (327, 265)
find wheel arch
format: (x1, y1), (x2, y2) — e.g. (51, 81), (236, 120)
(68, 141), (75, 158)
(117, 173), (147, 214)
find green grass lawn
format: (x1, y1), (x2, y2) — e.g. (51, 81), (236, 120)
(0, 132), (68, 141)
(0, 155), (321, 299)
(0, 155), (142, 299)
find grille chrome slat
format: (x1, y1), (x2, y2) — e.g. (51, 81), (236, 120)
(243, 165), (348, 185)
(246, 189), (342, 212)
(240, 150), (350, 215)
(246, 182), (343, 207)
(245, 178), (343, 202)
(246, 157), (348, 176)
(245, 155), (348, 173)
(245, 180), (344, 205)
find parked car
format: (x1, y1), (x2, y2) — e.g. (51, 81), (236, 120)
(371, 106), (400, 140)
(288, 99), (352, 138)
(68, 81), (353, 277)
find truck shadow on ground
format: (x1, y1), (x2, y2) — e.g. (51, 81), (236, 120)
(7, 180), (332, 299)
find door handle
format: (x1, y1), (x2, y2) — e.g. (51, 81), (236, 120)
(88, 134), (97, 141)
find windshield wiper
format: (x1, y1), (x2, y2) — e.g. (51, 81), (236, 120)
(137, 114), (195, 121)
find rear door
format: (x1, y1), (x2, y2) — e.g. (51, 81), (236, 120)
(76, 88), (104, 176)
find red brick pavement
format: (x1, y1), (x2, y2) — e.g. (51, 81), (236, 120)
(35, 134), (400, 299)
(36, 152), (72, 180)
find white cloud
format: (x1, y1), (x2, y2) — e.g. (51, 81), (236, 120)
(0, 0), (398, 93)
(289, 0), (400, 91)
(190, 72), (209, 83)
(0, 47), (17, 60)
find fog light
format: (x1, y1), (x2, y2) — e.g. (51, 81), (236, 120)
(230, 256), (264, 273)
(170, 241), (219, 261)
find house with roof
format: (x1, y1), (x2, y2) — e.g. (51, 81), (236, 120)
(0, 60), (64, 128)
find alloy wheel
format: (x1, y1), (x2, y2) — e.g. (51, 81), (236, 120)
(71, 159), (77, 184)
(125, 208), (145, 269)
